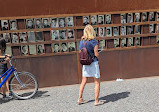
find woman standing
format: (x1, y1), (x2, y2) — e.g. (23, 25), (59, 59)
(78, 25), (105, 106)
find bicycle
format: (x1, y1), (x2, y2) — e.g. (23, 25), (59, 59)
(0, 56), (38, 100)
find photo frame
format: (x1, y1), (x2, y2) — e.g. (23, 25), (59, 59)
(157, 12), (159, 21)
(61, 43), (67, 52)
(6, 46), (12, 55)
(128, 26), (134, 35)
(83, 16), (90, 26)
(106, 14), (112, 24)
(98, 15), (104, 24)
(11, 32), (19, 43)
(37, 44), (45, 54)
(114, 26), (119, 36)
(142, 12), (148, 22)
(135, 25), (141, 34)
(121, 26), (126, 35)
(128, 37), (134, 47)
(19, 32), (27, 43)
(99, 40), (105, 49)
(59, 30), (66, 40)
(91, 15), (97, 25)
(135, 37), (141, 46)
(157, 35), (159, 44)
(128, 13), (133, 23)
(26, 19), (34, 29)
(99, 27), (105, 37)
(28, 31), (35, 42)
(1, 20), (9, 30)
(51, 30), (59, 40)
(157, 24), (159, 33)
(68, 42), (76, 52)
(9, 19), (17, 30)
(149, 24), (155, 33)
(3, 33), (11, 43)
(150, 12), (155, 21)
(66, 17), (74, 27)
(121, 13), (127, 23)
(59, 18), (66, 27)
(52, 43), (60, 53)
(21, 45), (28, 55)
(106, 27), (112, 37)
(35, 31), (43, 42)
(114, 38), (120, 48)
(51, 18), (59, 28)
(94, 28), (98, 37)
(121, 38), (127, 47)
(67, 29), (74, 39)
(42, 18), (50, 28)
(29, 45), (36, 55)
(135, 13), (141, 22)
(34, 18), (42, 29)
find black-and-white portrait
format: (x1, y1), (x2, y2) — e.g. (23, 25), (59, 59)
(128, 37), (134, 47)
(157, 35), (159, 44)
(106, 27), (112, 37)
(91, 15), (97, 25)
(121, 13), (127, 23)
(9, 19), (17, 30)
(83, 16), (90, 26)
(1, 20), (9, 30)
(29, 45), (36, 54)
(135, 37), (141, 46)
(51, 18), (59, 28)
(135, 25), (141, 34)
(157, 12), (159, 21)
(37, 44), (44, 54)
(94, 28), (98, 37)
(106, 14), (112, 24)
(59, 30), (66, 40)
(61, 43), (67, 52)
(35, 31), (43, 42)
(3, 33), (10, 43)
(27, 31), (35, 42)
(135, 13), (141, 22)
(66, 17), (74, 27)
(128, 26), (134, 34)
(67, 29), (74, 39)
(11, 33), (19, 43)
(35, 18), (42, 29)
(121, 38), (127, 47)
(68, 42), (75, 52)
(51, 30), (59, 40)
(21, 45), (28, 55)
(149, 24), (155, 33)
(98, 15), (104, 24)
(19, 32), (27, 43)
(99, 40), (105, 49)
(128, 13), (133, 23)
(43, 18), (50, 28)
(114, 38), (120, 48)
(26, 19), (34, 29)
(59, 18), (65, 27)
(6, 46), (12, 55)
(121, 26), (126, 35)
(114, 27), (119, 36)
(99, 27), (105, 37)
(150, 12), (155, 21)
(52, 43), (60, 53)
(142, 12), (148, 22)
(157, 24), (159, 33)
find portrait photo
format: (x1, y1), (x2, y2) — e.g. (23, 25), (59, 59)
(91, 15), (97, 25)
(34, 18), (42, 29)
(128, 13), (133, 23)
(106, 27), (112, 37)
(6, 46), (12, 55)
(61, 43), (67, 52)
(51, 18), (59, 28)
(157, 24), (159, 33)
(121, 38), (127, 47)
(29, 45), (36, 55)
(3, 33), (10, 43)
(27, 31), (35, 42)
(150, 12), (155, 21)
(1, 20), (9, 30)
(35, 31), (43, 42)
(121, 26), (126, 35)
(67, 29), (74, 39)
(135, 37), (141, 46)
(157, 35), (159, 44)
(43, 18), (50, 28)
(9, 19), (17, 30)
(59, 30), (66, 40)
(135, 25), (141, 34)
(11, 33), (19, 43)
(68, 42), (75, 52)
(66, 17), (74, 27)
(142, 12), (148, 22)
(135, 13), (141, 22)
(98, 15), (104, 24)
(106, 14), (112, 24)
(52, 43), (60, 53)
(99, 27), (105, 37)
(128, 37), (134, 47)
(26, 19), (34, 29)
(21, 45), (28, 55)
(19, 32), (27, 43)
(121, 13), (127, 23)
(114, 38), (120, 48)
(83, 16), (90, 26)
(37, 44), (44, 54)
(51, 30), (59, 40)
(99, 40), (105, 49)
(59, 18), (66, 27)
(114, 26), (119, 36)
(157, 12), (159, 21)
(128, 26), (134, 34)
(149, 24), (155, 33)
(94, 28), (98, 37)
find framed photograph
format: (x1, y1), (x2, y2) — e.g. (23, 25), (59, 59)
(3, 33), (10, 43)
(42, 18), (50, 28)
(59, 30), (66, 40)
(128, 26), (134, 34)
(37, 44), (45, 54)
(29, 45), (36, 55)
(121, 38), (127, 47)
(135, 13), (141, 22)
(157, 12), (159, 21)
(26, 19), (34, 29)
(19, 32), (27, 43)
(128, 13), (133, 23)
(51, 18), (59, 28)
(157, 35), (159, 44)
(68, 42), (75, 52)
(99, 27), (105, 37)
(128, 37), (134, 47)
(113, 26), (119, 36)
(99, 40), (105, 49)
(34, 18), (42, 29)
(149, 24), (155, 33)
(27, 31), (35, 42)
(51, 30), (59, 40)
(6, 46), (12, 55)
(91, 15), (97, 25)
(52, 43), (60, 53)
(21, 45), (28, 55)
(77, 41), (80, 51)
(35, 31), (43, 42)
(98, 15), (104, 24)
(83, 16), (90, 26)
(106, 14), (112, 24)
(142, 12), (148, 22)
(121, 26), (126, 35)
(11, 33), (19, 43)
(114, 38), (120, 48)
(135, 37), (141, 46)
(61, 43), (67, 52)
(121, 13), (127, 23)
(67, 29), (74, 39)
(59, 18), (66, 27)
(106, 27), (112, 37)
(1, 20), (9, 30)
(150, 12), (155, 21)
(9, 19), (17, 30)
(157, 24), (159, 33)
(135, 25), (141, 34)
(66, 17), (74, 27)
(94, 28), (98, 37)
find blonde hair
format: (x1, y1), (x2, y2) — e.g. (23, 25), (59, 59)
(82, 25), (96, 40)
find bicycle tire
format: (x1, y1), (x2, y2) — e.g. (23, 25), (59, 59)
(9, 72), (38, 100)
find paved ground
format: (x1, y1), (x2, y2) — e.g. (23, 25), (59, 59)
(1, 76), (159, 112)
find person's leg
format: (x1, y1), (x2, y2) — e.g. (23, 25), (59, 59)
(78, 77), (87, 102)
(94, 78), (100, 104)
(1, 77), (7, 95)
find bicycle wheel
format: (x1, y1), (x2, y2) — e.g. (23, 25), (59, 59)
(9, 72), (38, 100)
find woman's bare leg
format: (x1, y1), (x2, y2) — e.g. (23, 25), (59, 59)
(78, 77), (87, 101)
(94, 78), (100, 104)
(1, 78), (6, 95)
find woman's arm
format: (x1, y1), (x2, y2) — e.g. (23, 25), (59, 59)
(94, 45), (99, 57)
